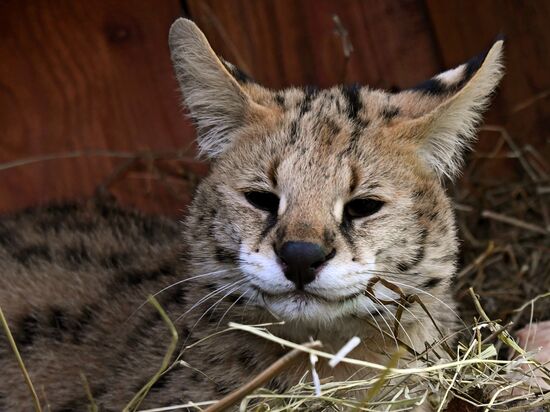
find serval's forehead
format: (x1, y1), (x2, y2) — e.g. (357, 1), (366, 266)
(272, 86), (407, 166)
(271, 85), (404, 130)
(229, 85), (416, 192)
(246, 85), (418, 169)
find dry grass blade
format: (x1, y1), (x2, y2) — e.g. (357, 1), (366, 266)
(123, 296), (179, 412)
(355, 347), (405, 410)
(211, 288), (549, 411)
(203, 341), (322, 412)
(468, 288), (526, 355)
(79, 372), (98, 412)
(481, 210), (549, 235)
(0, 306), (43, 412)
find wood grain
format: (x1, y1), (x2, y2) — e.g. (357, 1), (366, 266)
(187, 0), (442, 89)
(1, 1), (547, 216)
(0, 0), (200, 215)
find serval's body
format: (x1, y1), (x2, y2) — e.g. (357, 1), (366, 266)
(0, 19), (503, 411)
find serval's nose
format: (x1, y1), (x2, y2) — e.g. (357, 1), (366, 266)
(276, 241), (336, 289)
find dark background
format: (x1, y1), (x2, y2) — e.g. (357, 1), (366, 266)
(1, 0), (549, 215)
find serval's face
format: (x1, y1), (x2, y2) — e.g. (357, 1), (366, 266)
(170, 19), (503, 327)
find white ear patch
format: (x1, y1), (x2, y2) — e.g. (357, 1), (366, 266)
(413, 40), (504, 179)
(435, 64), (466, 85)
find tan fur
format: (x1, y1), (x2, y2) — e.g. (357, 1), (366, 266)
(0, 19), (503, 410)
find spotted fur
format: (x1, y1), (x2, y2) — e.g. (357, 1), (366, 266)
(0, 19), (504, 410)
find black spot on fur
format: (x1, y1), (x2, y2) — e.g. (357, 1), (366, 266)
(428, 210), (439, 221)
(300, 86), (318, 117)
(179, 326), (191, 341)
(214, 246), (238, 264)
(139, 218), (157, 239)
(259, 213), (278, 243)
(342, 84), (361, 119)
(275, 93), (285, 107)
(207, 222), (216, 239)
(100, 252), (131, 269)
(396, 262), (410, 272)
(116, 264), (173, 287)
(15, 315), (38, 347)
(0, 223), (20, 251)
(422, 277), (443, 288)
(222, 60), (253, 84)
(125, 310), (162, 350)
(325, 119), (341, 136)
(215, 382), (232, 395)
(66, 219), (97, 233)
(412, 189), (427, 200)
(190, 370), (203, 382)
(339, 218), (356, 251)
(64, 243), (91, 267)
(288, 86), (319, 144)
(12, 244), (51, 266)
(98, 202), (128, 220)
(149, 370), (173, 392)
(48, 307), (69, 340)
(266, 377), (287, 393)
(44, 202), (80, 215)
(238, 349), (257, 370)
(164, 283), (187, 306)
(289, 119), (299, 144)
(381, 106), (399, 121)
(338, 84), (370, 158)
(225, 292), (244, 305)
(71, 305), (96, 344)
(396, 229), (427, 272)
(275, 225), (287, 245)
(410, 78), (447, 95)
(268, 159), (279, 187)
(323, 229), (335, 246)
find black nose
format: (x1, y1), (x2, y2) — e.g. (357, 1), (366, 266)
(277, 242), (335, 289)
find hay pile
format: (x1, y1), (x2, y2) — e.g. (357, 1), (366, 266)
(454, 126), (550, 330)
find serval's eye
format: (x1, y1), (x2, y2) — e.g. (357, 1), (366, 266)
(344, 198), (384, 219)
(244, 191), (280, 215)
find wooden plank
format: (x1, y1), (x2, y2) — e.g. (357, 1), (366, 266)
(0, 0), (201, 215)
(187, 0), (442, 89)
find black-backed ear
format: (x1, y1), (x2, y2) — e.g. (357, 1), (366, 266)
(392, 40), (504, 179)
(169, 18), (258, 158)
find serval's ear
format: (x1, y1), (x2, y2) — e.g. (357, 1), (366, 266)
(391, 40), (504, 179)
(169, 18), (265, 158)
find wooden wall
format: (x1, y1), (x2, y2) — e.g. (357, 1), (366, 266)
(1, 0), (548, 216)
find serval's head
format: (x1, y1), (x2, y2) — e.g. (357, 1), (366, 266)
(169, 19), (503, 333)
